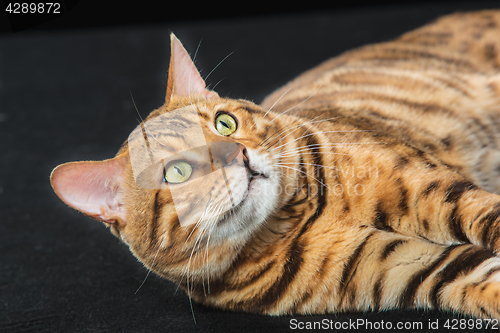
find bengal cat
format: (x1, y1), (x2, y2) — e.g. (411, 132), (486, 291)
(51, 11), (500, 319)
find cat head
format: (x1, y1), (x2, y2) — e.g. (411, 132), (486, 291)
(50, 34), (300, 280)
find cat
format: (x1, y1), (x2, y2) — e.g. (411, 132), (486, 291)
(51, 10), (500, 319)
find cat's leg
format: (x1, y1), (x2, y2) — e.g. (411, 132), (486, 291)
(334, 230), (500, 319)
(353, 145), (500, 254)
(394, 173), (500, 254)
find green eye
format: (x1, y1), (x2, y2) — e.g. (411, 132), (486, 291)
(164, 161), (192, 184)
(215, 113), (237, 136)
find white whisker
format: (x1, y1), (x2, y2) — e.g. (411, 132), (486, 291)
(276, 161), (338, 171)
(269, 130), (374, 152)
(211, 78), (225, 92)
(263, 116), (342, 148)
(205, 51), (235, 82)
(193, 38), (203, 63)
(263, 87), (292, 118)
(276, 161), (360, 180)
(186, 192), (213, 243)
(279, 142), (383, 152)
(279, 165), (329, 189)
(182, 222), (208, 324)
(278, 149), (350, 159)
(277, 142), (384, 157)
(203, 201), (226, 294)
(269, 84), (323, 124)
(135, 235), (165, 295)
(130, 90), (174, 153)
(261, 114), (323, 147)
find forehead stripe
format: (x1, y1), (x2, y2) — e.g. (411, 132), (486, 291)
(140, 122), (156, 164)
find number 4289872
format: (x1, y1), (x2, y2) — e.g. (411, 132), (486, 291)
(5, 3), (61, 14)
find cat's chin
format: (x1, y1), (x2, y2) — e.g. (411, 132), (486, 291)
(212, 170), (279, 243)
(217, 173), (268, 224)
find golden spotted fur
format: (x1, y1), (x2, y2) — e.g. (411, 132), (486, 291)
(51, 11), (500, 318)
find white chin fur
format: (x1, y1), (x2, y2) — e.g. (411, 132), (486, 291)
(211, 148), (279, 244)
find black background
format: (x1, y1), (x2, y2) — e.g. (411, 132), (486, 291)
(1, 1), (500, 332)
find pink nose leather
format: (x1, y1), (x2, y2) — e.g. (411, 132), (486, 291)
(226, 143), (247, 165)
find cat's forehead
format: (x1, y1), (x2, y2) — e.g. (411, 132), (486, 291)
(128, 105), (206, 167)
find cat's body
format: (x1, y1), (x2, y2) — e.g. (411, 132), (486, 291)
(51, 11), (500, 318)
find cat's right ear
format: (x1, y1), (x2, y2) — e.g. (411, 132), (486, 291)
(165, 33), (219, 104)
(50, 155), (128, 227)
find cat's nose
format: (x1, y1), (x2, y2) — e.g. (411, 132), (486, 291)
(226, 143), (247, 165)
(209, 142), (247, 170)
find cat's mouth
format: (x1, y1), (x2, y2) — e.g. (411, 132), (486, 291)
(245, 151), (269, 180)
(244, 154), (269, 193)
(217, 159), (269, 225)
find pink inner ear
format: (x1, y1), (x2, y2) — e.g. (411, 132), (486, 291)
(167, 34), (219, 101)
(50, 157), (127, 225)
(171, 36), (206, 96)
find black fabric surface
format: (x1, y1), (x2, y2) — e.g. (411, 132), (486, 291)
(2, 2), (500, 332)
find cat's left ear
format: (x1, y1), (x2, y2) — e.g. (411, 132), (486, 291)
(165, 33), (219, 103)
(50, 155), (128, 226)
